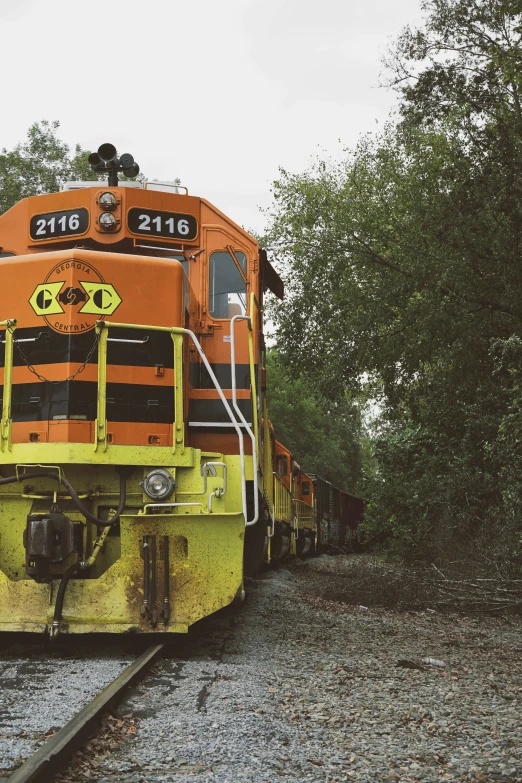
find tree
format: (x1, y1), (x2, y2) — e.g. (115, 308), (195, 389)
(267, 118), (522, 394)
(266, 350), (362, 491)
(386, 0), (522, 146)
(0, 120), (99, 215)
(264, 1), (522, 563)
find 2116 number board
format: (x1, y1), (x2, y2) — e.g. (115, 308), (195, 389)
(128, 208), (197, 241)
(30, 208), (89, 240)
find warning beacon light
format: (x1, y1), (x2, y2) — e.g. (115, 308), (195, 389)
(88, 143), (140, 186)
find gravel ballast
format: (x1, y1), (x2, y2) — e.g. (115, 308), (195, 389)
(88, 555), (522, 783)
(0, 639), (134, 774)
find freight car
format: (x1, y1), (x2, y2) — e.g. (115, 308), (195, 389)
(313, 475), (366, 551)
(0, 144), (363, 636)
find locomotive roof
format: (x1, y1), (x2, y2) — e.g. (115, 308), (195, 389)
(0, 183), (284, 300)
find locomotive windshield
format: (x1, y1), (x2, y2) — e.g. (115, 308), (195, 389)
(209, 250), (247, 318)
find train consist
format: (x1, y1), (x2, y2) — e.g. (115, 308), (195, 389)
(0, 144), (364, 635)
(271, 439), (365, 559)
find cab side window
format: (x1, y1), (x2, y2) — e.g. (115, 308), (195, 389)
(302, 481), (310, 496)
(209, 250), (247, 319)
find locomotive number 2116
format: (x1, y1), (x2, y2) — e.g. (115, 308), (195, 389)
(30, 208), (89, 240)
(127, 208), (197, 241)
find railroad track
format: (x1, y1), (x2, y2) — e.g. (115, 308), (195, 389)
(6, 644), (164, 783)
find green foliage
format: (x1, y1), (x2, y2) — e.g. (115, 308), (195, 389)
(265, 350), (362, 491)
(487, 336), (522, 556)
(386, 0), (522, 146)
(267, 122), (522, 398)
(0, 120), (99, 215)
(265, 0), (522, 564)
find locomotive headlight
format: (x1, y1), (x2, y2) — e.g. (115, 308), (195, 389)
(99, 211), (117, 230)
(99, 192), (117, 210)
(142, 469), (176, 501)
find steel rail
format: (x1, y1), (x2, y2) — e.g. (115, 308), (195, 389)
(7, 643), (164, 783)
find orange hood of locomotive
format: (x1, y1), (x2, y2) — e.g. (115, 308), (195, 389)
(0, 248), (187, 332)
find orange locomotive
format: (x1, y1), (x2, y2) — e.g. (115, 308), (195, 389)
(0, 144), (361, 636)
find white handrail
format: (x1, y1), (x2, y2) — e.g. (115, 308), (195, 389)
(183, 328), (249, 526)
(230, 315), (259, 527)
(94, 320), (250, 526)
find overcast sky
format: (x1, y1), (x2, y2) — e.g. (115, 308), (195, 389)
(0, 0), (422, 232)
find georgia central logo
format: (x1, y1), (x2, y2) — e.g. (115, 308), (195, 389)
(29, 260), (122, 333)
(58, 287), (88, 306)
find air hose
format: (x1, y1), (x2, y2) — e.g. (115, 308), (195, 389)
(0, 469), (61, 486)
(0, 466), (131, 528)
(0, 466), (132, 637)
(60, 467), (131, 530)
(50, 561), (81, 639)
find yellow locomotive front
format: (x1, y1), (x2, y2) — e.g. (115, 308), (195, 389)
(0, 145), (282, 635)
